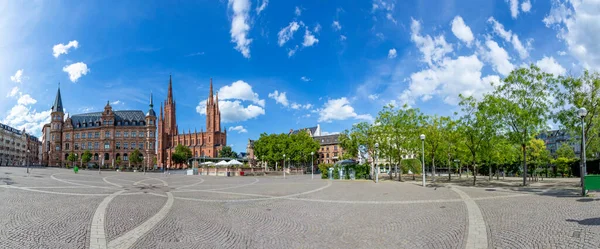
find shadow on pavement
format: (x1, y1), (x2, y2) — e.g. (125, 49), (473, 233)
(566, 218), (600, 226)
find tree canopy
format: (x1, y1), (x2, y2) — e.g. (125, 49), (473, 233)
(219, 146), (238, 158)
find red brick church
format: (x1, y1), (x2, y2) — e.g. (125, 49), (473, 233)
(157, 76), (227, 169)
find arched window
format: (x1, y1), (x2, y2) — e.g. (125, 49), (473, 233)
(94, 153), (99, 161)
(65, 153), (69, 160)
(116, 153), (121, 160)
(123, 153), (128, 161)
(104, 153), (109, 160)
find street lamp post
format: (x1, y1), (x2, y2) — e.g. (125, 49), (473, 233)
(579, 107), (588, 196)
(26, 149), (30, 174)
(420, 134), (426, 187)
(311, 151), (314, 180)
(283, 154), (286, 179)
(375, 143), (379, 183)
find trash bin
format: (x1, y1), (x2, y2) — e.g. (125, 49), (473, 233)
(227, 172), (231, 177)
(73, 166), (79, 174)
(328, 167), (334, 180)
(240, 171), (245, 176)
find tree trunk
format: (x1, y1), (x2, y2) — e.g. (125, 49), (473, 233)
(398, 158), (403, 182)
(432, 155), (436, 183)
(473, 163), (477, 186)
(448, 158), (451, 181)
(488, 159), (492, 181)
(522, 144), (527, 186)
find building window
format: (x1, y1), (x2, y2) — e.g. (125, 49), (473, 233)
(116, 142), (121, 149)
(123, 153), (128, 161)
(131, 131), (137, 138)
(65, 143), (70, 150)
(124, 132), (129, 138)
(88, 132), (92, 138)
(116, 132), (121, 137)
(139, 132), (144, 138)
(105, 131), (110, 138)
(334, 145), (338, 150)
(94, 142), (99, 149)
(95, 132), (100, 138)
(131, 142), (136, 149)
(82, 133), (86, 139)
(56, 146), (60, 151)
(149, 120), (154, 125)
(149, 131), (154, 137)
(67, 134), (72, 139)
(51, 135), (55, 141)
(82, 143), (86, 150)
(88, 142), (92, 149)
(75, 143), (80, 150)
(150, 142), (154, 149)
(334, 152), (338, 157)
(139, 143), (143, 150)
(104, 142), (110, 149)
(124, 142), (129, 149)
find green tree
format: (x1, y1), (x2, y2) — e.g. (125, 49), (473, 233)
(492, 65), (556, 186)
(458, 95), (497, 185)
(339, 131), (358, 159)
(553, 143), (577, 177)
(527, 138), (551, 180)
(422, 115), (453, 182)
(81, 150), (92, 168)
(67, 152), (78, 168)
(116, 156), (122, 169)
(172, 144), (192, 167)
(129, 149), (143, 169)
(554, 71), (600, 159)
(219, 145), (238, 158)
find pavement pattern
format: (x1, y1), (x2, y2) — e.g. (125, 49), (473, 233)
(1, 167), (600, 249)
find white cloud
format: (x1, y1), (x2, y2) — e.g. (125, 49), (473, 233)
(10, 69), (24, 83)
(481, 40), (515, 76)
(332, 21), (341, 31)
(488, 17), (529, 59)
(302, 28), (319, 47)
(288, 45), (299, 57)
(411, 18), (453, 66)
(52, 40), (79, 58)
(17, 94), (36, 105)
(7, 86), (19, 97)
(229, 125), (248, 133)
(322, 131), (340, 135)
(544, 0), (600, 71)
(386, 13), (397, 24)
(278, 21), (301, 46)
(400, 54), (496, 106)
(368, 94), (379, 100)
(536, 56), (566, 75)
(314, 23), (322, 33)
(301, 76), (311, 82)
(451, 16), (474, 46)
(228, 0), (252, 58)
(558, 51), (567, 56)
(62, 62), (90, 82)
(2, 93), (50, 137)
(388, 48), (397, 58)
(376, 33), (385, 40)
(340, 35), (347, 41)
(112, 100), (123, 105)
(256, 0), (268, 14)
(521, 0), (532, 12)
(218, 80), (265, 107)
(295, 6), (301, 16)
(291, 102), (312, 110)
(318, 97), (373, 122)
(268, 90), (289, 106)
(508, 0), (519, 18)
(196, 100), (264, 123)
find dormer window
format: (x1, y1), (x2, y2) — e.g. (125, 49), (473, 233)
(132, 121), (137, 126)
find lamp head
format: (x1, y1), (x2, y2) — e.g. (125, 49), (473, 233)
(311, 151), (314, 155)
(375, 143), (379, 149)
(420, 134), (425, 140)
(579, 107), (588, 118)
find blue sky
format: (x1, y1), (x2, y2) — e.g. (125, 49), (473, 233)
(1, 0), (597, 153)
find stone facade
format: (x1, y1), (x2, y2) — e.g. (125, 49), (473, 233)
(25, 133), (41, 165)
(42, 87), (157, 168)
(0, 123), (27, 166)
(157, 76), (227, 169)
(314, 134), (343, 164)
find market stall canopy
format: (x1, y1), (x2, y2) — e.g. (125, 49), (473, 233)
(228, 159), (243, 165)
(215, 160), (229, 166)
(200, 161), (215, 166)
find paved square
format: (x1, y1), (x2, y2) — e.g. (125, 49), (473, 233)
(1, 167), (600, 248)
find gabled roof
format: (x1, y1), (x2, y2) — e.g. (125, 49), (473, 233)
(291, 126), (318, 136)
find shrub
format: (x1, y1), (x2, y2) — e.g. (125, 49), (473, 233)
(318, 163), (334, 179)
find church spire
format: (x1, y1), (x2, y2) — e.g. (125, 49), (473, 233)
(167, 74), (173, 104)
(52, 83), (64, 113)
(209, 78), (213, 105)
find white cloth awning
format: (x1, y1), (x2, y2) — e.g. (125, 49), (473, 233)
(215, 160), (229, 166)
(228, 159), (243, 165)
(200, 161), (215, 166)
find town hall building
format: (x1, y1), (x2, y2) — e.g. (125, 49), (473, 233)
(157, 76), (227, 169)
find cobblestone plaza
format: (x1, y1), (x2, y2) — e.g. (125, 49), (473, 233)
(2, 167), (600, 248)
